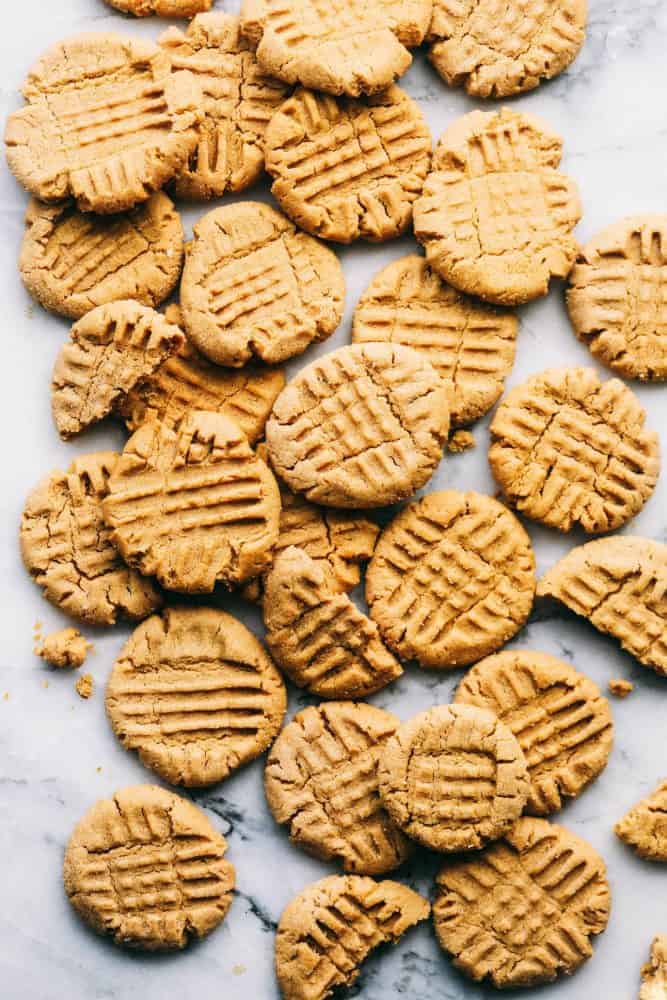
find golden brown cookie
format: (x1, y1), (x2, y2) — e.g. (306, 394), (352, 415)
(455, 650), (613, 816)
(106, 607), (286, 787)
(378, 704), (529, 852)
(105, 0), (212, 14)
(265, 343), (449, 509)
(414, 108), (581, 305)
(275, 875), (430, 1000)
(52, 302), (184, 440)
(76, 674), (94, 699)
(35, 628), (91, 669)
(265, 702), (412, 874)
(609, 678), (633, 698)
(64, 785), (235, 950)
(448, 429), (475, 453)
(21, 452), (162, 626)
(352, 255), (517, 426)
(6, 34), (202, 214)
(428, 0), (587, 98)
(103, 413), (281, 593)
(180, 202), (344, 366)
(490, 367), (660, 533)
(567, 216), (667, 381)
(263, 548), (403, 699)
(366, 490), (536, 669)
(537, 537), (667, 675)
(615, 781), (667, 862)
(641, 936), (667, 998)
(19, 194), (184, 321)
(433, 816), (611, 987)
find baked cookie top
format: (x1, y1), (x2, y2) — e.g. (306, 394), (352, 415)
(615, 781), (667, 862)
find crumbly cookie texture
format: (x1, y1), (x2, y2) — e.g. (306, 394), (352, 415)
(6, 34), (202, 213)
(366, 490), (536, 668)
(21, 453), (163, 627)
(641, 937), (667, 999)
(76, 674), (94, 700)
(106, 607), (286, 787)
(265, 702), (412, 874)
(266, 343), (449, 509)
(263, 548), (402, 699)
(414, 108), (581, 305)
(568, 215), (667, 381)
(434, 816), (611, 988)
(609, 678), (634, 698)
(181, 201), (344, 366)
(428, 0), (587, 98)
(448, 430), (475, 453)
(489, 367), (660, 533)
(35, 628), (90, 670)
(104, 0), (212, 15)
(537, 537), (667, 675)
(264, 86), (432, 243)
(455, 650), (613, 815)
(19, 194), (184, 321)
(103, 413), (280, 593)
(378, 704), (530, 852)
(63, 785), (235, 950)
(275, 875), (430, 1000)
(615, 781), (667, 861)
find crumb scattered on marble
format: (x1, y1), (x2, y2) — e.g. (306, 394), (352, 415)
(232, 965), (246, 976)
(96, 766), (102, 774)
(35, 628), (91, 670)
(3, 692), (9, 701)
(609, 679), (634, 698)
(76, 674), (94, 700)
(42, 679), (49, 689)
(448, 429), (476, 454)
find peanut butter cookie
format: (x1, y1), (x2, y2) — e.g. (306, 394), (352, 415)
(615, 781), (667, 862)
(35, 628), (91, 670)
(640, 937), (667, 998)
(104, 0), (212, 14)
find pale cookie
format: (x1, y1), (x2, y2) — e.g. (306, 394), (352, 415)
(240, 0), (431, 97)
(615, 781), (667, 862)
(265, 702), (412, 874)
(107, 607), (286, 787)
(265, 343), (449, 509)
(263, 548), (402, 699)
(567, 216), (667, 380)
(414, 108), (581, 305)
(352, 255), (517, 425)
(19, 194), (184, 321)
(366, 491), (536, 669)
(35, 628), (90, 670)
(6, 34), (202, 214)
(378, 704), (529, 852)
(455, 650), (613, 816)
(434, 816), (611, 987)
(52, 302), (184, 440)
(64, 785), (235, 950)
(490, 367), (660, 533)
(428, 0), (587, 99)
(103, 412), (281, 593)
(181, 202), (344, 366)
(264, 86), (432, 243)
(105, 0), (212, 15)
(159, 14), (290, 200)
(641, 937), (667, 999)
(21, 453), (162, 627)
(275, 875), (430, 1000)
(537, 537), (667, 675)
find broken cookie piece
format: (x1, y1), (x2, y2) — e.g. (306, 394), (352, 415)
(609, 679), (634, 699)
(76, 674), (94, 700)
(616, 781), (667, 861)
(641, 936), (667, 999)
(35, 628), (91, 669)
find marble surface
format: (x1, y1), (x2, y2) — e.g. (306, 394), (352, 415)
(1, 1), (667, 997)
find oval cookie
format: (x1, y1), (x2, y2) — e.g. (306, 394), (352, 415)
(105, 0), (212, 14)
(615, 780), (667, 862)
(64, 785), (235, 950)
(265, 86), (432, 243)
(181, 202), (344, 366)
(366, 490), (536, 668)
(489, 367), (660, 533)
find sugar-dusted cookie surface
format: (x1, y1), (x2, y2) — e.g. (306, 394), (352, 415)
(640, 936), (667, 998)
(615, 781), (667, 861)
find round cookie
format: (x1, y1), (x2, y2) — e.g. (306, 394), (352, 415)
(455, 650), (613, 815)
(433, 816), (611, 987)
(264, 86), (432, 243)
(159, 14), (290, 200)
(352, 255), (518, 426)
(105, 0), (212, 14)
(366, 490), (536, 668)
(567, 215), (667, 380)
(106, 607), (286, 787)
(6, 34), (201, 214)
(378, 704), (530, 852)
(428, 0), (587, 99)
(180, 202), (344, 366)
(265, 702), (412, 874)
(615, 781), (667, 861)
(414, 108), (581, 305)
(21, 452), (162, 627)
(19, 194), (184, 321)
(63, 785), (235, 950)
(102, 412), (281, 593)
(489, 367), (660, 533)
(265, 343), (449, 508)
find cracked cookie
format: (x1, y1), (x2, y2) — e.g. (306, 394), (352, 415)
(64, 784), (235, 950)
(640, 936), (667, 998)
(104, 0), (212, 14)
(366, 490), (536, 668)
(615, 781), (667, 862)
(414, 108), (581, 305)
(433, 816), (611, 987)
(35, 628), (91, 670)
(455, 650), (613, 816)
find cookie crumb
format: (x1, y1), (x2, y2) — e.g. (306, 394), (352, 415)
(608, 678), (633, 698)
(35, 628), (91, 670)
(448, 429), (476, 454)
(76, 674), (94, 700)
(96, 766), (102, 774)
(3, 692), (9, 701)
(232, 965), (246, 976)
(42, 679), (49, 689)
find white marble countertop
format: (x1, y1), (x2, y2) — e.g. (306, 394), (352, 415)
(1, 1), (667, 997)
